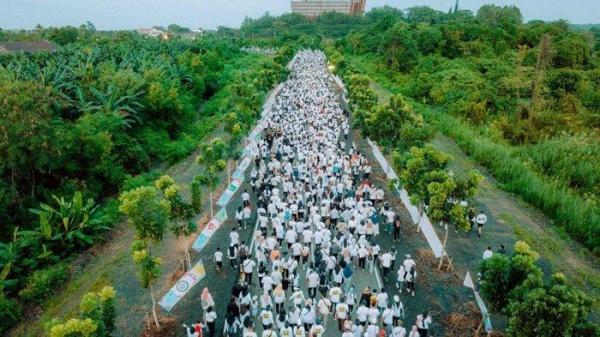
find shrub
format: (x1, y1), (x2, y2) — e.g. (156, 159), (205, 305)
(0, 292), (22, 333)
(19, 263), (69, 305)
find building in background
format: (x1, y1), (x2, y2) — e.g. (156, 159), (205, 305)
(290, 0), (366, 17)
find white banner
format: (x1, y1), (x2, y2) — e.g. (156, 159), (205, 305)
(158, 260), (206, 312)
(366, 138), (444, 258)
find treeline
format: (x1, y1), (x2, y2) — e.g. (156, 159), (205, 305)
(333, 5), (600, 253)
(0, 26), (286, 333)
(240, 5), (600, 254)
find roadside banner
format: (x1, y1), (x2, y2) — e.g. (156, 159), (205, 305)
(464, 271), (493, 332)
(367, 138), (398, 180)
(233, 157), (252, 180)
(367, 138), (444, 258)
(158, 260), (206, 312)
(216, 178), (244, 207)
(463, 271), (475, 289)
(191, 208), (227, 252)
(242, 141), (259, 158)
(396, 186), (420, 224)
(417, 213), (445, 258)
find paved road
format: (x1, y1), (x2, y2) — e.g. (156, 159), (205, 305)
(168, 53), (449, 337)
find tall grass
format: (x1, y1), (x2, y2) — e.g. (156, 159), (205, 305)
(522, 138), (600, 197)
(426, 110), (600, 253)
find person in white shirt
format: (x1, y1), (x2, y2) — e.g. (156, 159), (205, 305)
(307, 269), (319, 298)
(317, 297), (332, 326)
(391, 296), (404, 326)
(293, 320), (306, 337)
(262, 328), (277, 337)
(280, 322), (293, 337)
(391, 324), (406, 337)
(243, 324), (258, 337)
(335, 299), (350, 331)
(300, 303), (315, 331)
(243, 205), (252, 229)
(242, 258), (256, 285)
(260, 305), (275, 330)
(356, 303), (369, 326)
(376, 289), (388, 312)
(381, 304), (394, 334)
(214, 247), (223, 272)
(366, 323), (379, 337)
(475, 211), (487, 238)
(204, 306), (217, 337)
(230, 228), (240, 248)
(368, 305), (379, 325)
(309, 320), (326, 337)
(483, 246), (493, 260)
(242, 189), (250, 207)
(380, 251), (393, 279)
(407, 325), (419, 337)
(236, 206), (244, 230)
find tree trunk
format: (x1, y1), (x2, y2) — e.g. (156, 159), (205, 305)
(227, 159), (232, 185)
(185, 245), (192, 270)
(209, 190), (214, 219)
(150, 285), (160, 329)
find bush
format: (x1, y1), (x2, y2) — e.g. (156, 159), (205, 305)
(19, 263), (69, 305)
(0, 292), (22, 333)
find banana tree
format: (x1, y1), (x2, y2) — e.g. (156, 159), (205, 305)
(29, 191), (107, 250)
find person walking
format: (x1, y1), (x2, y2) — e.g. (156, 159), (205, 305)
(204, 306), (217, 337)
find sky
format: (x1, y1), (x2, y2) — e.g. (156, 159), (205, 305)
(0, 0), (599, 31)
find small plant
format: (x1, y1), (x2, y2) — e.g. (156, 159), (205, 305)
(19, 263), (69, 305)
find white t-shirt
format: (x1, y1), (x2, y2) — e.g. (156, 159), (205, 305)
(243, 259), (256, 273)
(214, 251), (223, 262)
(380, 253), (392, 268)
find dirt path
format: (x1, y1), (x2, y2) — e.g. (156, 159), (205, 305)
(430, 134), (600, 319)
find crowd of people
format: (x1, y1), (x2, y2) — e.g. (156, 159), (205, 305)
(187, 51), (434, 337)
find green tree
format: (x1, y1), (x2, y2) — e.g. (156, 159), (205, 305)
(507, 273), (593, 337)
(119, 186), (171, 242)
(479, 241), (542, 311)
(131, 241), (162, 329)
(380, 22), (420, 72)
(195, 138), (226, 218)
(364, 94), (431, 151)
(393, 145), (450, 218)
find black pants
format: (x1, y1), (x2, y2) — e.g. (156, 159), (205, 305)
(308, 287), (317, 298)
(359, 257), (366, 269)
(207, 321), (215, 337)
(245, 272), (253, 285)
(418, 328), (428, 337)
(393, 227), (400, 241)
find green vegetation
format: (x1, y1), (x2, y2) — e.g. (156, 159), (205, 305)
(0, 25), (286, 333)
(302, 5), (600, 254)
(45, 285), (116, 337)
(480, 242), (598, 336)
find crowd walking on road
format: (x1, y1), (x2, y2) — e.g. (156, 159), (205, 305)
(188, 51), (434, 337)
